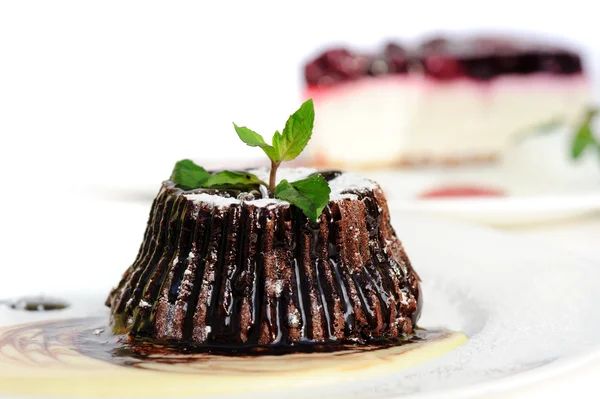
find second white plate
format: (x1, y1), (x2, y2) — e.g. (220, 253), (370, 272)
(366, 132), (600, 226)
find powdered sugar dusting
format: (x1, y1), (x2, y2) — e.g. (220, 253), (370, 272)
(181, 168), (377, 208)
(249, 198), (288, 208)
(138, 300), (151, 309)
(183, 192), (240, 207)
(328, 172), (377, 198)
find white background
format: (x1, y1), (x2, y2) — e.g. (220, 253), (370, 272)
(1, 1), (600, 194)
(1, 1), (600, 398)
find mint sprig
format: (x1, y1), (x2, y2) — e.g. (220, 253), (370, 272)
(522, 107), (600, 165)
(234, 99), (315, 192)
(274, 174), (331, 222)
(233, 98), (329, 221)
(170, 99), (331, 222)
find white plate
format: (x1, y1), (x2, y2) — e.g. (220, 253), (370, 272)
(366, 167), (600, 227)
(364, 132), (600, 227)
(1, 203), (600, 399)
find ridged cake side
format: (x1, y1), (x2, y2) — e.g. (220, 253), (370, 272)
(107, 180), (422, 347)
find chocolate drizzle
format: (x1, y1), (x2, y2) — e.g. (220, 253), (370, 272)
(106, 172), (422, 350)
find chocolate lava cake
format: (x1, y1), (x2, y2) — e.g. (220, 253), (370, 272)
(107, 168), (422, 349)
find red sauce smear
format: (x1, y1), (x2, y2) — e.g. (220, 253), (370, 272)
(419, 186), (505, 199)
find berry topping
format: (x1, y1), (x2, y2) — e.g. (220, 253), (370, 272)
(538, 54), (563, 74)
(305, 48), (368, 86)
(515, 53), (539, 74)
(493, 55), (519, 74)
(554, 53), (583, 74)
(385, 42), (406, 57)
(420, 37), (448, 52)
(304, 61), (326, 85)
(322, 49), (367, 78)
(384, 42), (408, 73)
(423, 55), (463, 80)
(303, 35), (584, 86)
(463, 57), (497, 80)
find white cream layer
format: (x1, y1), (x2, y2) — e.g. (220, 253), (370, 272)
(307, 74), (591, 165)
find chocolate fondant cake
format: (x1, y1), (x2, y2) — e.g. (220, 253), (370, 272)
(107, 168), (422, 348)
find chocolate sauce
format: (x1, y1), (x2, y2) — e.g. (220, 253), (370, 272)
(70, 318), (426, 360)
(0, 316), (464, 384)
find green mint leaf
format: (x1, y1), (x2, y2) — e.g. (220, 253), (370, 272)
(203, 170), (266, 190)
(572, 109), (599, 159)
(170, 160), (266, 191)
(170, 159), (210, 190)
(233, 123), (278, 161)
(274, 174), (330, 222)
(271, 130), (283, 159)
(273, 99), (315, 162)
(572, 125), (594, 159)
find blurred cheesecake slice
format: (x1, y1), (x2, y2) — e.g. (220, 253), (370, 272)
(303, 35), (592, 168)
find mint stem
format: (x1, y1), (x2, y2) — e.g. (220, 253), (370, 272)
(269, 160), (279, 194)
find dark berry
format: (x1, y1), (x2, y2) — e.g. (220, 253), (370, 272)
(389, 56), (408, 74)
(492, 55), (519, 75)
(317, 74), (343, 85)
(321, 48), (368, 79)
(384, 42), (406, 57)
(464, 57), (497, 80)
(538, 54), (562, 74)
(423, 55), (463, 80)
(420, 37), (448, 53)
(515, 53), (538, 74)
(305, 61), (326, 85)
(384, 43), (408, 73)
(555, 53), (582, 74)
(304, 47), (368, 85)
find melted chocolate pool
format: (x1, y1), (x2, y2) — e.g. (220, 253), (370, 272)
(0, 317), (467, 397)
